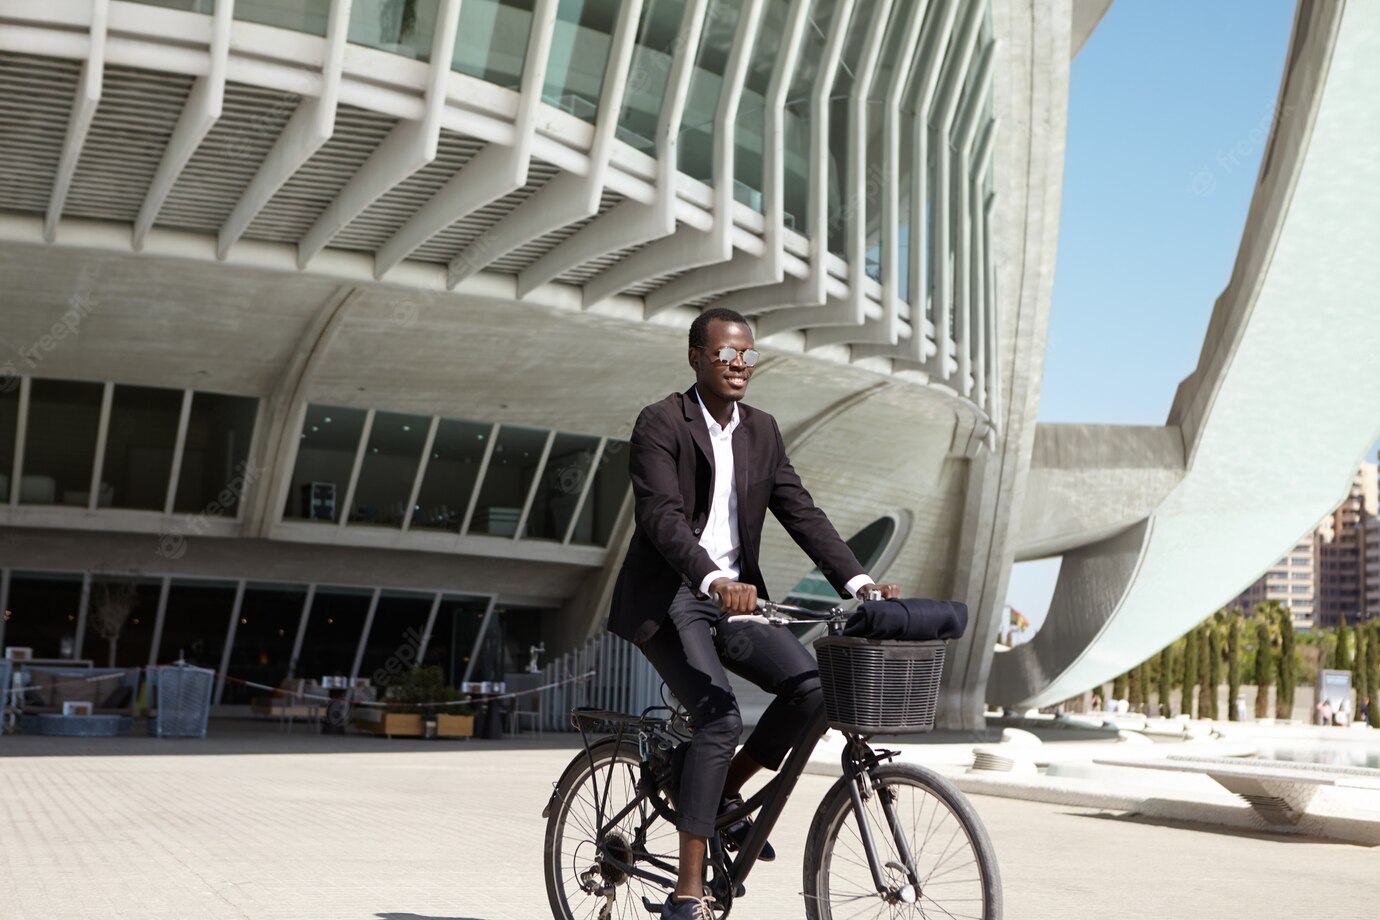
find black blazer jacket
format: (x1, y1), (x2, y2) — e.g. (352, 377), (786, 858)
(608, 388), (866, 645)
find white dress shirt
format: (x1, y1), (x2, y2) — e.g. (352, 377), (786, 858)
(693, 389), (875, 600)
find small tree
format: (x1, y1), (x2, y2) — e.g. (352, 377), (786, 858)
(1335, 617), (1353, 673)
(1276, 606), (1297, 720)
(1357, 626), (1370, 703)
(89, 570), (141, 668)
(1254, 618), (1274, 719)
(1369, 622), (1380, 729)
(1227, 613), (1244, 721)
(1183, 627), (1200, 718)
(1158, 645), (1174, 716)
(1128, 663), (1144, 712)
(1205, 620), (1223, 719)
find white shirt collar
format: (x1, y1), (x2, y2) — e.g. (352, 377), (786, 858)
(693, 388), (740, 435)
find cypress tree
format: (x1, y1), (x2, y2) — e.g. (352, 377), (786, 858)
(1128, 663), (1144, 712)
(1254, 618), (1274, 719)
(1335, 618), (1352, 673)
(1277, 606), (1296, 720)
(1227, 613), (1243, 721)
(1199, 626), (1214, 720)
(1158, 645), (1173, 717)
(1183, 627), (1200, 718)
(1207, 621), (1223, 720)
(1356, 626), (1370, 703)
(1369, 623), (1380, 729)
(1112, 671), (1128, 704)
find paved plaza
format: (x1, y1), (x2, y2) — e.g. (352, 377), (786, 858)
(0, 723), (1375, 920)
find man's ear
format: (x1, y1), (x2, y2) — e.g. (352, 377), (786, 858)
(688, 348), (699, 371)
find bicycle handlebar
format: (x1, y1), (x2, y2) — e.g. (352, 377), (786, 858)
(723, 598), (844, 626)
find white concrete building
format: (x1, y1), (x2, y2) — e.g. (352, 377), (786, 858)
(0, 0), (1376, 724)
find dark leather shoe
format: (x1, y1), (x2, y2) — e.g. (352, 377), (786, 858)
(720, 795), (775, 862)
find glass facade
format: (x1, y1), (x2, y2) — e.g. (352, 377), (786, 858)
(80, 576), (163, 668)
(543, 0), (616, 121)
(676, 0), (741, 185)
(22, 379), (102, 506)
(0, 382), (17, 502)
(826, 0), (879, 258)
(286, 405), (368, 522)
(294, 586), (374, 681)
(173, 392), (258, 516)
(103, 384), (183, 511)
(223, 582), (309, 704)
(424, 594), (490, 686)
(412, 418), (491, 532)
(155, 578), (238, 669)
(356, 589), (435, 683)
(1, 571), (83, 659)
(731, 0), (789, 212)
(470, 424), (548, 536)
(617, 0), (687, 155)
(349, 0), (442, 62)
(453, 0), (535, 89)
(525, 432), (599, 540)
(351, 410), (429, 527)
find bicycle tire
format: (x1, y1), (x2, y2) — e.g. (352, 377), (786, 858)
(802, 762), (1002, 920)
(544, 738), (680, 919)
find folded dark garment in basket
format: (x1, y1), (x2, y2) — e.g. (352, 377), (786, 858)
(840, 597), (968, 641)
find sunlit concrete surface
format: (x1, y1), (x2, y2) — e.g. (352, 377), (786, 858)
(1, 721), (1377, 920)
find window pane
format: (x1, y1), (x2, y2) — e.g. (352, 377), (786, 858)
(423, 595), (489, 687)
(235, 0), (331, 35)
(526, 432), (600, 540)
(827, 0), (879, 257)
(294, 587), (373, 682)
(543, 0), (615, 122)
(677, 1), (741, 185)
(2, 571), (83, 660)
(81, 577), (163, 668)
(349, 0), (441, 61)
(783, 0), (839, 231)
(453, 0), (535, 89)
(0, 382), (17, 502)
(357, 590), (435, 685)
(22, 379), (102, 506)
(469, 425), (547, 536)
(222, 582), (308, 704)
(617, 0), (687, 155)
(155, 579), (237, 669)
(350, 411), (429, 528)
(412, 418), (491, 531)
(285, 405), (367, 522)
(102, 384), (183, 511)
(571, 438), (630, 546)
(174, 392), (258, 516)
(732, 0), (789, 212)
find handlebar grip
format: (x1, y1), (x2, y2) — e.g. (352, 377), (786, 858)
(726, 614), (771, 625)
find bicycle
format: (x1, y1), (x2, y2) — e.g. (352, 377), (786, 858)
(542, 598), (1002, 919)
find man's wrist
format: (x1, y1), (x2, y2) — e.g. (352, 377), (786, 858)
(845, 573), (876, 599)
(699, 570), (737, 597)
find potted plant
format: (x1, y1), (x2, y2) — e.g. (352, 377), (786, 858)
(358, 665), (472, 738)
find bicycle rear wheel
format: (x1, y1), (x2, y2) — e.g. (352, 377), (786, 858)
(544, 739), (681, 919)
(803, 763), (1001, 919)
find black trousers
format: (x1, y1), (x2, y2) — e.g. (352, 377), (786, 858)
(639, 586), (825, 837)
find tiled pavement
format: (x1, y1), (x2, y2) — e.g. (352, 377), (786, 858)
(0, 723), (1375, 920)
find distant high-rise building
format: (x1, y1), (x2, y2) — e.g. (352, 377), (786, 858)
(1232, 459), (1379, 629)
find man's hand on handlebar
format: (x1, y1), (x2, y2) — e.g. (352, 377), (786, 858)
(708, 578), (758, 615)
(858, 583), (902, 600)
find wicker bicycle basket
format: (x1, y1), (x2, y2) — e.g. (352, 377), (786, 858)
(813, 636), (946, 734)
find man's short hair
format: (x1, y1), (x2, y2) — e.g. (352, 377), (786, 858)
(689, 307), (750, 350)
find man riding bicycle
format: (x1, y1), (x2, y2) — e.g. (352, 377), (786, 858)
(608, 307), (901, 918)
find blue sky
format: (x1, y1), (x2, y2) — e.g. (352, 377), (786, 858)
(1004, 0), (1303, 632)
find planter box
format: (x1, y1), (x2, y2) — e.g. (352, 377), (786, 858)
(355, 712), (424, 737)
(435, 714), (474, 738)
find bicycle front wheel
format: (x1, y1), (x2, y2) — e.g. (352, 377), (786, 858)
(803, 763), (1001, 920)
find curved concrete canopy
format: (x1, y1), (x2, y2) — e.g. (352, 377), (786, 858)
(991, 0), (1380, 707)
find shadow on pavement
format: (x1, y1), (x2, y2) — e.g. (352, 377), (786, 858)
(1067, 808), (1367, 845)
(0, 717), (585, 757)
(376, 914), (488, 920)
